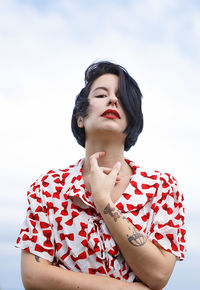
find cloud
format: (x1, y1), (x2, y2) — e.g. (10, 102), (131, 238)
(0, 0), (200, 248)
(0, 1), (199, 289)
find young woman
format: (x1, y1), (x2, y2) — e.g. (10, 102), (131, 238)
(16, 61), (186, 290)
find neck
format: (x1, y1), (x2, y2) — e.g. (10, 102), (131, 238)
(83, 135), (132, 176)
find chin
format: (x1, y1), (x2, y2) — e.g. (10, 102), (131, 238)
(104, 123), (126, 132)
(100, 127), (126, 138)
(85, 123), (126, 137)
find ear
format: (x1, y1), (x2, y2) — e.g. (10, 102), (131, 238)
(77, 115), (84, 128)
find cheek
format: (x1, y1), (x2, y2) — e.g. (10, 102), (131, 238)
(83, 106), (97, 128)
(121, 109), (128, 126)
(85, 101), (100, 118)
(124, 114), (128, 126)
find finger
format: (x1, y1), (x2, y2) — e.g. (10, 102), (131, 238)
(110, 162), (121, 178)
(100, 166), (111, 171)
(115, 177), (120, 185)
(89, 152), (105, 170)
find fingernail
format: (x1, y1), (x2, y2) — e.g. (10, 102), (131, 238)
(117, 162), (121, 168)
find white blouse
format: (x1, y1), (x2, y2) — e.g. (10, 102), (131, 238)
(16, 158), (186, 282)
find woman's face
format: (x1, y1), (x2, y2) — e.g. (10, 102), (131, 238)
(77, 73), (128, 139)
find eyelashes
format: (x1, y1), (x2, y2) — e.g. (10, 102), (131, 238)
(95, 95), (107, 98)
(95, 94), (120, 99)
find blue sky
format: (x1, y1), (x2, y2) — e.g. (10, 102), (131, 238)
(0, 0), (200, 289)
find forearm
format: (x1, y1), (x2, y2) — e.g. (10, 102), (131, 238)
(23, 263), (128, 290)
(86, 153), (174, 289)
(25, 268), (151, 290)
(21, 251), (150, 290)
(98, 200), (175, 289)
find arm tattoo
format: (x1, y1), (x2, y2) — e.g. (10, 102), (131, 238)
(35, 255), (40, 263)
(103, 203), (147, 247)
(127, 232), (147, 247)
(103, 203), (121, 222)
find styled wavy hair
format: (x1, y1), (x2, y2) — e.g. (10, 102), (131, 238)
(71, 61), (143, 151)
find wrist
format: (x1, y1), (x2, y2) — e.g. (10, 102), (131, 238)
(93, 196), (112, 213)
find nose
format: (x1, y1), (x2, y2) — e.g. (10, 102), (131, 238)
(108, 94), (118, 107)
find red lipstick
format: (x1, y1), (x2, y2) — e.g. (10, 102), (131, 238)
(101, 109), (121, 119)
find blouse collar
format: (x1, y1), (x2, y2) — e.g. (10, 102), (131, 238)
(66, 158), (159, 212)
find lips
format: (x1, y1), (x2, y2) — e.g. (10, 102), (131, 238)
(101, 109), (120, 119)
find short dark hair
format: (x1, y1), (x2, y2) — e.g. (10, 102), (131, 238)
(71, 61), (143, 151)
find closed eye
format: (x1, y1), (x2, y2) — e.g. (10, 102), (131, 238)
(95, 95), (107, 98)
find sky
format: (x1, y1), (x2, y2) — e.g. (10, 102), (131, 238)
(0, 0), (200, 289)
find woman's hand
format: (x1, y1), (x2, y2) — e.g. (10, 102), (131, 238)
(88, 152), (121, 209)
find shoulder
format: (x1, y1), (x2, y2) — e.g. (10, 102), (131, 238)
(138, 164), (183, 205)
(128, 159), (177, 184)
(127, 159), (182, 200)
(32, 159), (83, 187)
(28, 159), (84, 201)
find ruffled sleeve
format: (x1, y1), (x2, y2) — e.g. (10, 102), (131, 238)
(15, 174), (55, 262)
(148, 173), (186, 260)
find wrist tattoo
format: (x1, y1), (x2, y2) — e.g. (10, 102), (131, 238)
(35, 255), (40, 263)
(103, 203), (121, 222)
